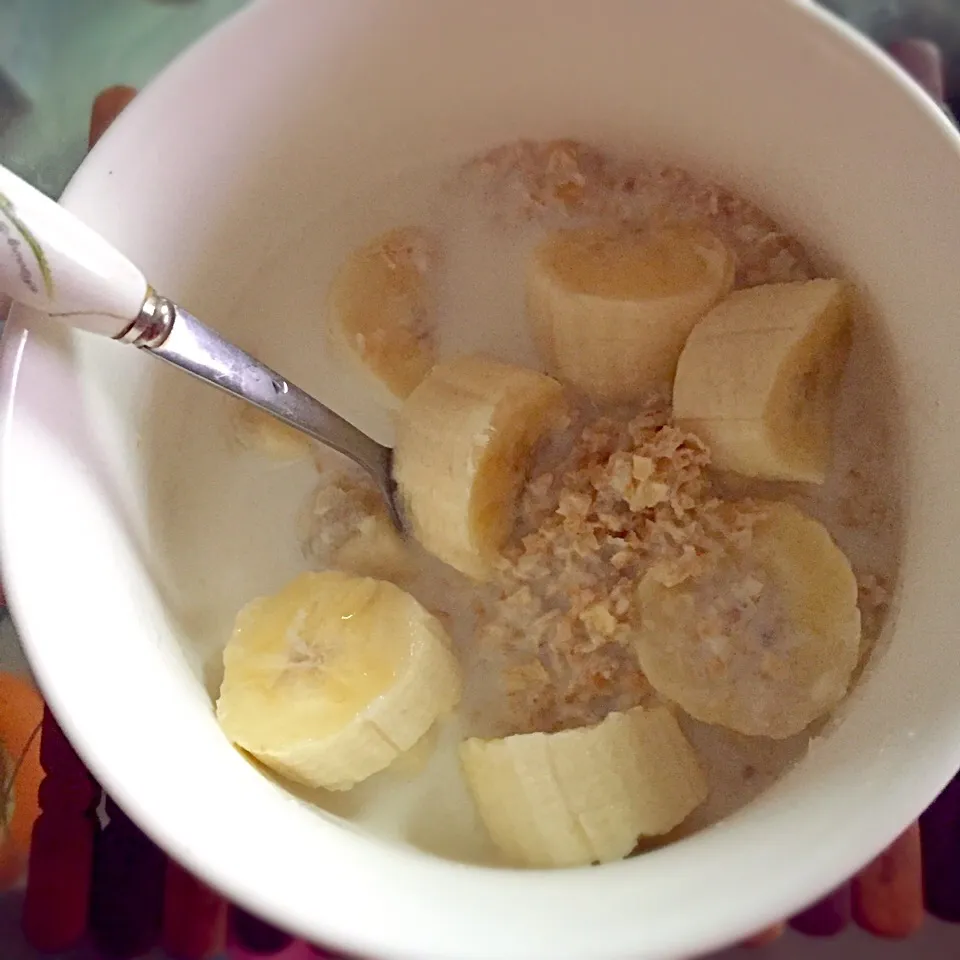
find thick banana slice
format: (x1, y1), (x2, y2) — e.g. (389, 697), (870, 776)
(230, 402), (313, 462)
(460, 706), (706, 868)
(634, 501), (861, 739)
(216, 571), (461, 791)
(526, 225), (734, 403)
(673, 278), (851, 483)
(326, 226), (439, 410)
(394, 356), (564, 580)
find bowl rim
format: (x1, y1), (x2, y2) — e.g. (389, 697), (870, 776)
(4, 1), (960, 958)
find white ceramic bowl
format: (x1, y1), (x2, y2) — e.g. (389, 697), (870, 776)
(5, 1), (960, 957)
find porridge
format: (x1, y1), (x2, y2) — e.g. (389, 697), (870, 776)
(209, 140), (899, 868)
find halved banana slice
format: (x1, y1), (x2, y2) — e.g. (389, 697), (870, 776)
(634, 501), (861, 739)
(326, 226), (439, 411)
(460, 706), (707, 868)
(230, 402), (313, 462)
(394, 356), (565, 580)
(216, 571), (461, 791)
(526, 225), (734, 403)
(673, 279), (852, 483)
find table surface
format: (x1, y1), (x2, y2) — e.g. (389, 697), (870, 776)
(2, 1), (959, 958)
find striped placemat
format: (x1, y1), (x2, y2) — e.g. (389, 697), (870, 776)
(2, 696), (958, 957)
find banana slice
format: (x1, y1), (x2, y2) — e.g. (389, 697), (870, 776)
(634, 501), (861, 739)
(230, 402), (313, 462)
(301, 472), (415, 584)
(326, 226), (439, 410)
(394, 356), (565, 580)
(460, 706), (707, 868)
(216, 571), (461, 791)
(673, 279), (852, 483)
(526, 225), (734, 403)
(335, 513), (413, 582)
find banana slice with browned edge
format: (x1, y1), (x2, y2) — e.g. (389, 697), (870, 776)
(326, 226), (440, 410)
(634, 501), (861, 739)
(394, 356), (565, 580)
(673, 279), (852, 483)
(216, 571), (461, 791)
(460, 706), (707, 868)
(526, 225), (734, 403)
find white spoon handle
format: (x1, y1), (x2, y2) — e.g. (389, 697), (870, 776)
(0, 163), (148, 338)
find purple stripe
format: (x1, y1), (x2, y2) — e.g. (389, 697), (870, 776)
(789, 884), (851, 937)
(921, 770), (960, 922)
(229, 905), (295, 955)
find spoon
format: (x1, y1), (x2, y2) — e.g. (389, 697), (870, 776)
(0, 164), (403, 531)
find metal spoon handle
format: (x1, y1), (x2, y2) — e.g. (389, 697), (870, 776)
(124, 293), (399, 525)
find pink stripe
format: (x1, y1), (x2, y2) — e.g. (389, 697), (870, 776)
(228, 938), (316, 960)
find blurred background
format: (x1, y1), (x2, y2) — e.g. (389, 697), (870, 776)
(2, 0), (960, 196)
(1, 1), (959, 958)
